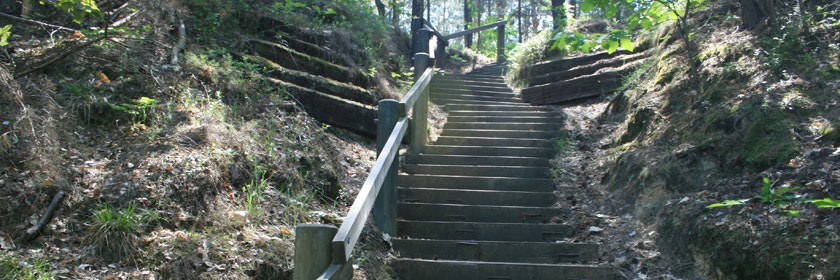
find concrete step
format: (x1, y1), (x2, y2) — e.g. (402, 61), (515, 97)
(393, 259), (613, 280)
(393, 239), (599, 264)
(397, 221), (573, 242)
(447, 110), (558, 117)
(432, 84), (513, 93)
(399, 174), (554, 192)
(424, 145), (555, 158)
(432, 88), (516, 98)
(432, 79), (509, 88)
(443, 122), (562, 131)
(398, 187), (555, 207)
(398, 203), (563, 223)
(446, 116), (562, 123)
(442, 129), (559, 139)
(436, 136), (556, 148)
(404, 164), (550, 178)
(433, 98), (527, 106)
(431, 93), (520, 103)
(435, 76), (505, 83)
(405, 154), (550, 167)
(445, 104), (553, 112)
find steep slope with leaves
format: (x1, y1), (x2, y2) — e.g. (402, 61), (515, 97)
(514, 0), (840, 279)
(1, 0), (410, 278)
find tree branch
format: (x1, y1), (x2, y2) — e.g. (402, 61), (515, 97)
(0, 12), (78, 33)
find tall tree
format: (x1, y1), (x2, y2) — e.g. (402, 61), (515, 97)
(464, 0), (473, 48)
(375, 0), (387, 18)
(551, 0), (565, 31)
(739, 0), (775, 30)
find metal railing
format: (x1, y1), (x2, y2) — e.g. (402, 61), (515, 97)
(293, 17), (508, 280)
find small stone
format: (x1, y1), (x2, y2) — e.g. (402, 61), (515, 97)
(679, 196), (690, 204)
(588, 226), (603, 233)
(629, 231), (637, 237)
(127, 163), (135, 168)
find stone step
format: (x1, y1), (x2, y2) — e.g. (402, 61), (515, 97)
(433, 98), (527, 106)
(432, 88), (515, 98)
(404, 164), (550, 178)
(404, 154), (550, 167)
(445, 104), (554, 112)
(435, 136), (556, 148)
(398, 203), (562, 223)
(443, 122), (562, 131)
(442, 129), (559, 139)
(399, 174), (554, 192)
(398, 187), (555, 207)
(435, 76), (505, 83)
(424, 145), (555, 158)
(397, 221), (573, 242)
(393, 259), (613, 280)
(446, 116), (562, 124)
(431, 93), (519, 103)
(447, 111), (558, 117)
(393, 239), (599, 264)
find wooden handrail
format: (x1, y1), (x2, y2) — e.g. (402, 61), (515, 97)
(400, 68), (434, 110)
(330, 117), (409, 263)
(421, 18), (447, 45)
(442, 20), (507, 41)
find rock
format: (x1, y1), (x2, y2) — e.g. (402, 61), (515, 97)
(589, 226), (604, 233)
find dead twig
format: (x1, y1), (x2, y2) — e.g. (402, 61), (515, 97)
(14, 12), (111, 79)
(170, 20), (186, 65)
(0, 12), (78, 33)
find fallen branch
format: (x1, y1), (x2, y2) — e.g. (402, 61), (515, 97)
(0, 12), (78, 33)
(14, 34), (108, 79)
(24, 190), (65, 241)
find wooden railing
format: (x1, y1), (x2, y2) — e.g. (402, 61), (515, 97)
(293, 18), (507, 280)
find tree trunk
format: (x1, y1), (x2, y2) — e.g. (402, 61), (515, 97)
(476, 0), (483, 51)
(21, 0), (33, 18)
(464, 0), (473, 48)
(426, 0), (431, 22)
(518, 0), (522, 43)
(739, 0), (775, 30)
(392, 0), (401, 26)
(375, 0), (387, 18)
(551, 0), (565, 31)
(412, 0), (425, 20)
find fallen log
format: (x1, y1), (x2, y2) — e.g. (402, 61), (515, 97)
(529, 52), (649, 86)
(24, 190), (65, 242)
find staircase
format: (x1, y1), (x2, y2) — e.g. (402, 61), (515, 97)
(392, 64), (613, 279)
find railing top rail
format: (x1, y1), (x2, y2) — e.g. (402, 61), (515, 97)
(329, 116), (409, 263)
(421, 18), (447, 43)
(442, 20), (507, 41)
(400, 67), (434, 110)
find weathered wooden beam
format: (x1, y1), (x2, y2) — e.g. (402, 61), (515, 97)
(316, 261), (353, 280)
(332, 117), (409, 263)
(410, 54), (430, 153)
(497, 24), (506, 64)
(373, 100), (399, 236)
(443, 20), (507, 41)
(294, 224), (339, 280)
(401, 67), (434, 110)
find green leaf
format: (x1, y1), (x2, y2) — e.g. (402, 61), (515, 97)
(581, 0), (595, 12)
(706, 199), (748, 208)
(619, 38), (634, 51)
(762, 177), (771, 198)
(606, 40), (619, 54)
(0, 25), (11, 47)
(780, 210), (800, 216)
(641, 17), (653, 29)
(809, 198), (840, 208)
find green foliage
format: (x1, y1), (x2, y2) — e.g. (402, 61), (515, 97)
(0, 25), (10, 47)
(93, 202), (152, 234)
(0, 257), (52, 280)
(743, 110), (798, 169)
(110, 97), (157, 125)
(40, 0), (103, 23)
(706, 199), (748, 208)
(808, 198), (840, 208)
(553, 0), (708, 54)
(706, 178), (840, 216)
(243, 158), (269, 214)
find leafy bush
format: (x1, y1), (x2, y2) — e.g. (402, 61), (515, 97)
(0, 256), (52, 280)
(85, 203), (153, 262)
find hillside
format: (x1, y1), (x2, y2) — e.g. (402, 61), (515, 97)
(510, 1), (840, 279)
(1, 0), (412, 278)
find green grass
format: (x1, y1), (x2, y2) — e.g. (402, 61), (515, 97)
(1, 256), (52, 280)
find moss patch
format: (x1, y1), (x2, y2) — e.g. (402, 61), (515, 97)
(744, 110), (799, 170)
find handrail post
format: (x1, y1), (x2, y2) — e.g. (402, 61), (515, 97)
(373, 99), (399, 236)
(411, 53), (430, 153)
(294, 224), (338, 280)
(410, 17), (425, 60)
(435, 38), (447, 69)
(497, 23), (506, 63)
